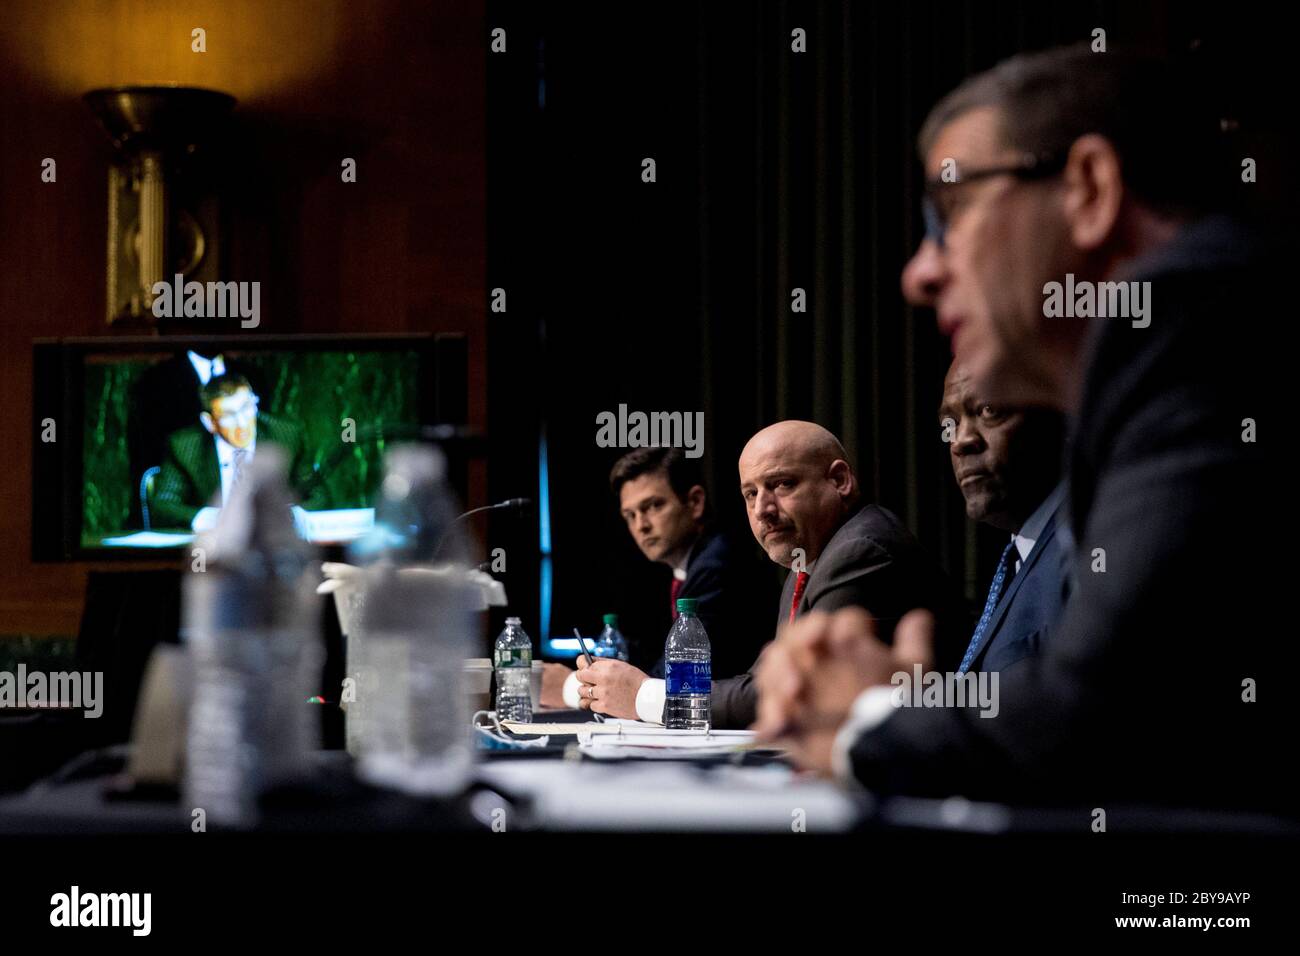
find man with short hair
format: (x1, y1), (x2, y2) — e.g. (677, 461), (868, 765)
(540, 447), (776, 709)
(574, 421), (965, 727)
(755, 45), (1287, 810)
(151, 372), (321, 530)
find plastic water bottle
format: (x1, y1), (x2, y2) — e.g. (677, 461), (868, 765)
(594, 613), (629, 661)
(183, 446), (322, 828)
(494, 617), (533, 722)
(348, 445), (477, 796)
(663, 597), (711, 730)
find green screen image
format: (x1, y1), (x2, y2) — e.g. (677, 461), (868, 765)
(81, 349), (421, 547)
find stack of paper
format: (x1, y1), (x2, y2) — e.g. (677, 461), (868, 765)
(498, 718), (659, 736)
(577, 728), (766, 759)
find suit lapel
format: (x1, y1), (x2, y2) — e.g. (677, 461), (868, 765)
(795, 541), (837, 616)
(968, 512), (1059, 668)
(196, 432), (221, 504)
(792, 510), (862, 620)
(777, 570), (796, 632)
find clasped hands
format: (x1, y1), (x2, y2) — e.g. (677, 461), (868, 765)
(751, 606), (935, 775)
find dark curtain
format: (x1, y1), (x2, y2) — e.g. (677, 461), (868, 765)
(487, 0), (1291, 652)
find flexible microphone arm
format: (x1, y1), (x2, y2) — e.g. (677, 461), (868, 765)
(436, 499), (531, 563)
(455, 498), (531, 521)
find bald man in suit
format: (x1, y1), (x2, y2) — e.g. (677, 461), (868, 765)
(572, 421), (967, 728)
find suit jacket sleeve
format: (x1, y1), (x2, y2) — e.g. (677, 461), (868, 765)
(711, 539), (919, 730)
(707, 570), (792, 729)
(710, 670), (758, 730)
(693, 554), (779, 679)
(845, 401), (1193, 798)
(150, 430), (208, 529)
(846, 299), (1283, 806)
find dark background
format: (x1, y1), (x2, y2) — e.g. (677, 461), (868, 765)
(0, 0), (1293, 920)
(486, 0), (1294, 662)
(1, 0), (1292, 661)
(0, 0), (484, 638)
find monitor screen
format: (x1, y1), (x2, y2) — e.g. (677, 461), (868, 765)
(34, 334), (464, 559)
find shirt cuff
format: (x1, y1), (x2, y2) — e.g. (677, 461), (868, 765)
(561, 671), (582, 709)
(831, 686), (898, 784)
(635, 678), (665, 724)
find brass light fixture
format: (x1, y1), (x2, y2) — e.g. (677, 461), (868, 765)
(84, 85), (236, 326)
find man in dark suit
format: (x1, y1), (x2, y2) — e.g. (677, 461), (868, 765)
(542, 447), (777, 712)
(127, 350), (263, 527)
(575, 421), (966, 727)
(150, 372), (321, 530)
(938, 360), (1067, 674)
(754, 45), (1289, 811)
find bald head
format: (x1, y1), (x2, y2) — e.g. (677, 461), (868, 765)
(739, 421), (860, 568)
(741, 421), (849, 473)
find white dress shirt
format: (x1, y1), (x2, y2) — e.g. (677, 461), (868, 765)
(562, 557), (700, 721)
(565, 557), (820, 723)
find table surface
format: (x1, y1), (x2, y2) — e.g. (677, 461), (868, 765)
(2, 729), (1294, 837)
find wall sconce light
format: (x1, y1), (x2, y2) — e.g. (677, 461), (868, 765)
(84, 85), (236, 326)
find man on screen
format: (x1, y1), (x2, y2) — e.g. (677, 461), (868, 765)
(149, 372), (322, 531)
(128, 349), (262, 528)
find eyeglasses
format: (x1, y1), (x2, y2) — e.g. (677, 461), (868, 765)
(213, 396), (259, 428)
(921, 153), (1065, 249)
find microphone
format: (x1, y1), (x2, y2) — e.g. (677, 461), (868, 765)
(455, 498), (532, 521)
(441, 499), (530, 564)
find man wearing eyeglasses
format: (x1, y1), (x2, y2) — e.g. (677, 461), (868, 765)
(754, 45), (1288, 811)
(151, 372), (321, 531)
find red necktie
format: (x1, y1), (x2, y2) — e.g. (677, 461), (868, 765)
(670, 577), (683, 619)
(789, 571), (809, 624)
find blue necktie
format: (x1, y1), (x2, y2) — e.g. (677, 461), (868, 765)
(958, 540), (1017, 673)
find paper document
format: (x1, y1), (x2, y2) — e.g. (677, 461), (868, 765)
(100, 531), (196, 548)
(500, 718), (661, 736)
(578, 729), (779, 759)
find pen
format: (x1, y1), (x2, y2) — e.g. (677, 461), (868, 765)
(573, 627), (606, 723)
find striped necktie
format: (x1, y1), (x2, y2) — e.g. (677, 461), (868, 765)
(229, 447), (248, 500)
(957, 540), (1018, 673)
(670, 577), (683, 620)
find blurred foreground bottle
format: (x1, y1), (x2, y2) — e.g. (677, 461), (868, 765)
(183, 446), (322, 828)
(346, 444), (478, 796)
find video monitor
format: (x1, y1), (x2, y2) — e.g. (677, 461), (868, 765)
(33, 334), (466, 559)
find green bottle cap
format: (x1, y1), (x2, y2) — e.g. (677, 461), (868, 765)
(602, 613), (619, 627)
(676, 598), (697, 614)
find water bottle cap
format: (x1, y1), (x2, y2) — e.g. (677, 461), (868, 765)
(505, 616), (521, 626)
(602, 613), (618, 627)
(675, 598), (697, 614)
